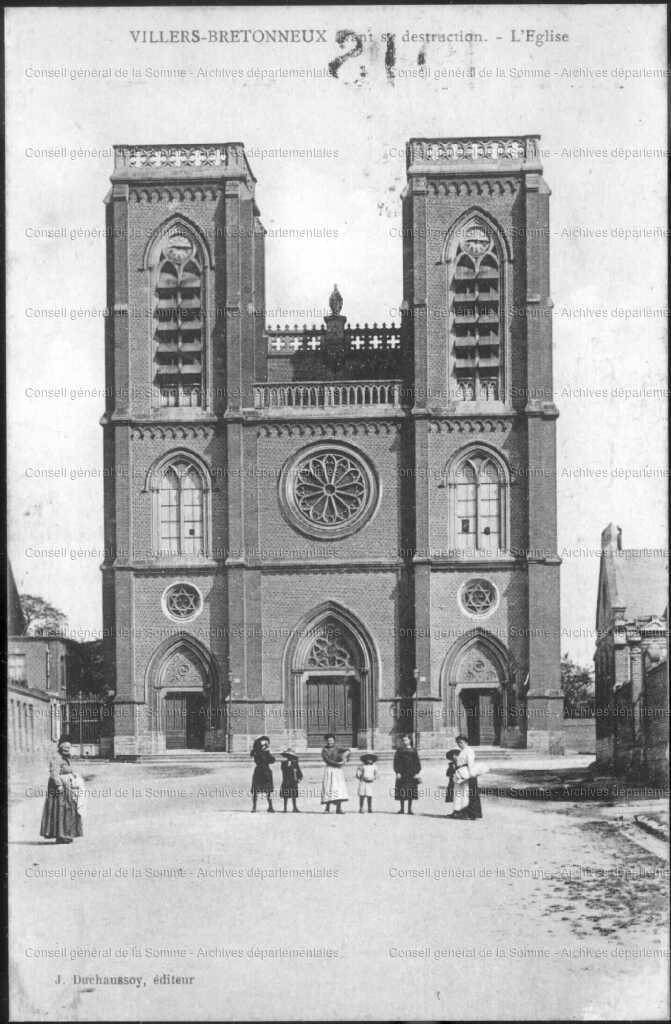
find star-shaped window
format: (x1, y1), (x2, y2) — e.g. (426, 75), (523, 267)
(165, 583), (201, 621)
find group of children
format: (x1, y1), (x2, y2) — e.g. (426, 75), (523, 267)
(250, 732), (484, 819)
(250, 734), (380, 814)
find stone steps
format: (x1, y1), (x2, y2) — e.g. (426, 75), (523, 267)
(113, 745), (519, 766)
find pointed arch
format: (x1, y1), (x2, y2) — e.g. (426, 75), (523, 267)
(441, 206), (513, 265)
(144, 632), (220, 751)
(283, 602), (379, 747)
(441, 627), (513, 687)
(146, 631), (218, 695)
(143, 213), (213, 271)
(440, 628), (518, 741)
(443, 208), (512, 406)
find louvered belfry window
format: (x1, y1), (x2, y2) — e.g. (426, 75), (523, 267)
(450, 218), (502, 403)
(154, 232), (204, 407)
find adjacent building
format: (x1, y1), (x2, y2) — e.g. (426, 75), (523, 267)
(102, 136), (564, 755)
(7, 563), (72, 765)
(595, 524), (669, 785)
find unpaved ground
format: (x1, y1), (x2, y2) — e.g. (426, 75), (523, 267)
(9, 759), (669, 1021)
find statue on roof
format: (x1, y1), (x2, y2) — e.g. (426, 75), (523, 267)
(329, 284), (343, 317)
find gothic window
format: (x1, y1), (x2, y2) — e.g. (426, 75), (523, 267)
(449, 216), (504, 403)
(153, 229), (204, 408)
(449, 449), (508, 553)
(157, 460), (205, 556)
(305, 624), (356, 670)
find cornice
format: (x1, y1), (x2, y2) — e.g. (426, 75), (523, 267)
(255, 420), (403, 438)
(426, 178), (520, 197)
(129, 184), (220, 203)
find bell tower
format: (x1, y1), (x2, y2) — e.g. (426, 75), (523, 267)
(101, 143), (266, 754)
(402, 137), (563, 752)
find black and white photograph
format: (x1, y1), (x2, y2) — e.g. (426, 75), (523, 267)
(5, 4), (669, 1020)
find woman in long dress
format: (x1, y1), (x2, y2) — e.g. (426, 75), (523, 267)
(393, 734), (421, 815)
(449, 734), (482, 820)
(444, 748), (459, 811)
(40, 739), (85, 844)
(321, 733), (350, 813)
(250, 735), (275, 812)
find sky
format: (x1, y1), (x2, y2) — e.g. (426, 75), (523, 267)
(5, 5), (668, 663)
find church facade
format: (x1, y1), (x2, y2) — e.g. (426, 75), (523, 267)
(101, 137), (564, 755)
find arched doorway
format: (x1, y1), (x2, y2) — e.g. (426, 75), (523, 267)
(442, 631), (512, 746)
(146, 635), (217, 751)
(285, 604), (377, 749)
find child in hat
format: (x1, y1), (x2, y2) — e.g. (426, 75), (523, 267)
(355, 753), (379, 813)
(279, 749), (303, 813)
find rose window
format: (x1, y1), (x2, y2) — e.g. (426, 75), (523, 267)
(281, 444), (378, 539)
(163, 583), (202, 622)
(460, 578), (498, 617)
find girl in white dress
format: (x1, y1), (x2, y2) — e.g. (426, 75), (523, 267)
(321, 734), (350, 813)
(355, 753), (378, 813)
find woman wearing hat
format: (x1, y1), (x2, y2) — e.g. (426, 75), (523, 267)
(279, 748), (303, 813)
(355, 753), (378, 813)
(444, 748), (459, 812)
(250, 736), (275, 813)
(40, 737), (85, 844)
(393, 734), (421, 814)
(448, 734), (483, 820)
(320, 733), (350, 813)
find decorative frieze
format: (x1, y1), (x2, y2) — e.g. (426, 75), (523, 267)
(130, 185), (219, 204)
(257, 421), (400, 439)
(427, 179), (520, 197)
(428, 418), (512, 434)
(130, 424), (214, 442)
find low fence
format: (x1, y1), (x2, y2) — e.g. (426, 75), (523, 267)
(63, 695), (111, 757)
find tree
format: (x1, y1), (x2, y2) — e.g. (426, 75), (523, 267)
(560, 653), (595, 718)
(78, 639), (107, 697)
(19, 594), (68, 637)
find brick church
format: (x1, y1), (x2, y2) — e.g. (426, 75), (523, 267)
(101, 136), (564, 755)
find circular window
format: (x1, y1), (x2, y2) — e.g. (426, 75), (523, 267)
(280, 443), (379, 539)
(162, 582), (202, 622)
(163, 234), (194, 263)
(459, 578), (498, 617)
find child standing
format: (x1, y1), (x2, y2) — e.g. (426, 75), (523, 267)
(279, 749), (303, 813)
(250, 735), (275, 813)
(355, 753), (378, 813)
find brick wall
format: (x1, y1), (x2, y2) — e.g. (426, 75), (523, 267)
(644, 659), (669, 786)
